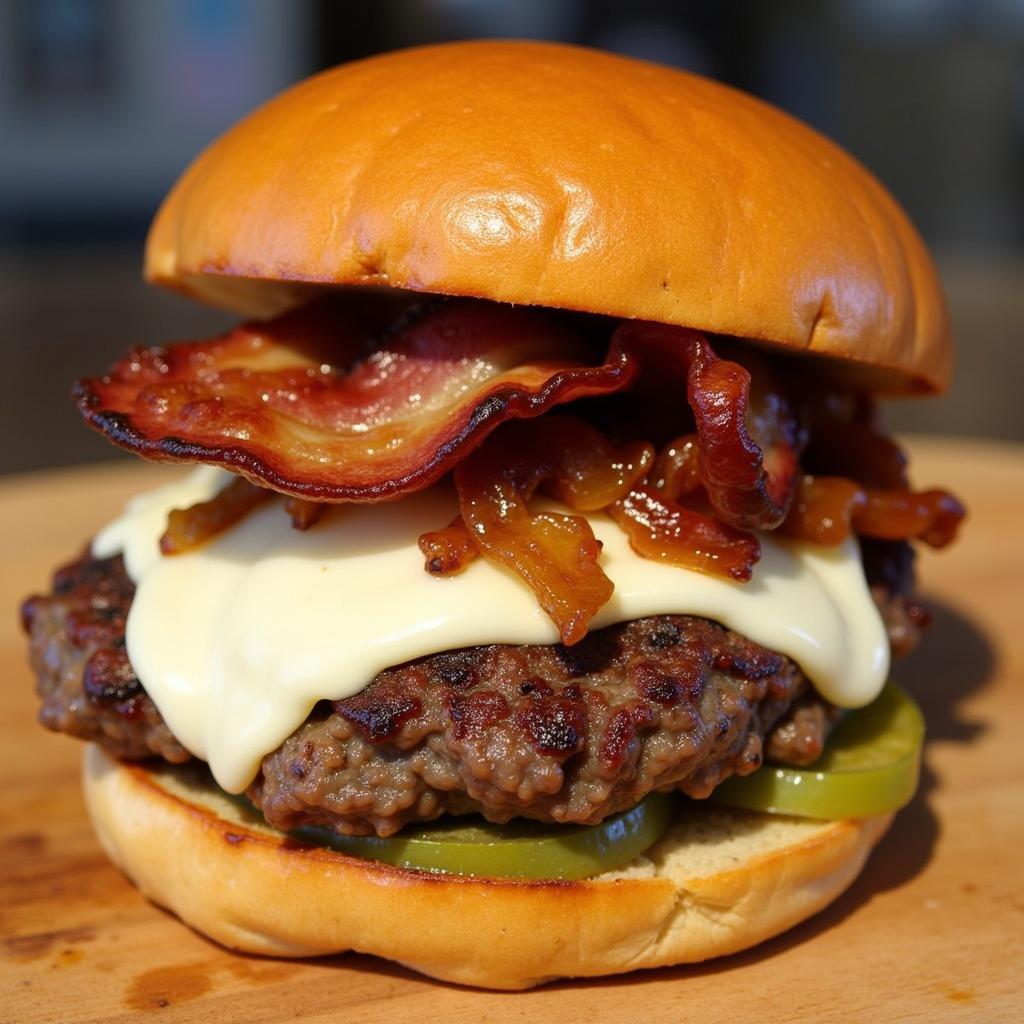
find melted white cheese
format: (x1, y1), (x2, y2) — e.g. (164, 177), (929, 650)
(94, 468), (889, 793)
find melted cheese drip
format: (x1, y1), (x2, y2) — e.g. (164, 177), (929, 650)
(94, 468), (889, 793)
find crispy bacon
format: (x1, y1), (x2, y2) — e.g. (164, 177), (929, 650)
(454, 417), (653, 645)
(609, 485), (761, 582)
(782, 476), (966, 548)
(159, 477), (269, 555)
(75, 300), (637, 503)
(418, 518), (480, 576)
(611, 323), (802, 531)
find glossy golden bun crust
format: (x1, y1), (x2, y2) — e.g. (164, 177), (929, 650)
(146, 40), (950, 394)
(84, 745), (891, 990)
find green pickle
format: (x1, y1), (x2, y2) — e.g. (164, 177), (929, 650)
(256, 685), (919, 879)
(291, 791), (674, 880)
(710, 682), (925, 820)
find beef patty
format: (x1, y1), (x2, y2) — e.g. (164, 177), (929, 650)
(23, 547), (923, 837)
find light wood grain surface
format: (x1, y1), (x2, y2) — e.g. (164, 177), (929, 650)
(2, 439), (1022, 1023)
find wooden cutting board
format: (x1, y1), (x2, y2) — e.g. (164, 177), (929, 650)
(2, 438), (1022, 1023)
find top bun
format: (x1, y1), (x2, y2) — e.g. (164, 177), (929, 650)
(146, 40), (950, 393)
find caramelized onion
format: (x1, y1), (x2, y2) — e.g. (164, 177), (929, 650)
(780, 476), (866, 545)
(612, 323), (801, 531)
(650, 434), (701, 501)
(857, 488), (966, 548)
(418, 518), (479, 576)
(782, 476), (966, 548)
(160, 477), (269, 555)
(284, 497), (325, 531)
(609, 485), (761, 582)
(454, 417), (653, 644)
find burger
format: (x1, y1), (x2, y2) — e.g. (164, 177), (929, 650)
(21, 41), (965, 989)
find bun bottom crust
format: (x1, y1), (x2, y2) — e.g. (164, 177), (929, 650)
(82, 744), (891, 990)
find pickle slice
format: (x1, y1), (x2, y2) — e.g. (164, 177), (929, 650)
(710, 683), (924, 820)
(291, 792), (674, 880)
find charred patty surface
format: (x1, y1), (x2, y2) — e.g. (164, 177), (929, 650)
(251, 617), (803, 835)
(24, 549), (919, 837)
(23, 554), (189, 764)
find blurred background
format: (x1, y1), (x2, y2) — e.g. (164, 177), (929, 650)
(2, 0), (1022, 476)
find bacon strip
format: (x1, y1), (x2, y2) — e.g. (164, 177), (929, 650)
(160, 477), (269, 555)
(611, 323), (801, 531)
(782, 476), (966, 548)
(76, 300), (637, 503)
(454, 417), (653, 644)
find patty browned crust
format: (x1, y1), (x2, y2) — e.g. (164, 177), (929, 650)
(23, 555), (189, 764)
(23, 546), (923, 837)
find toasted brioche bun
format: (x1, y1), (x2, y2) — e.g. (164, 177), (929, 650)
(84, 744), (891, 990)
(146, 40), (949, 394)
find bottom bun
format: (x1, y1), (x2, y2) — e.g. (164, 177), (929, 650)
(82, 744), (891, 990)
